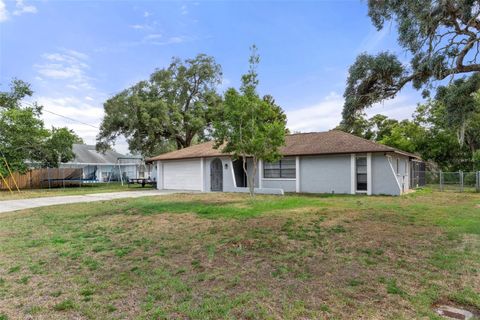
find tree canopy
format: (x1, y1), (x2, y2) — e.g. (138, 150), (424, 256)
(0, 79), (81, 176)
(435, 73), (480, 148)
(97, 54), (222, 156)
(342, 0), (480, 126)
(212, 46), (288, 196)
(339, 73), (480, 171)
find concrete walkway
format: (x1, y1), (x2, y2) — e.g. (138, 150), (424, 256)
(0, 190), (188, 213)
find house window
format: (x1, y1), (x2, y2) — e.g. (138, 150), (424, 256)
(264, 158), (296, 179)
(356, 156), (367, 191)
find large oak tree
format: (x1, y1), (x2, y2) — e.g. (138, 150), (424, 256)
(342, 0), (480, 127)
(97, 54), (222, 156)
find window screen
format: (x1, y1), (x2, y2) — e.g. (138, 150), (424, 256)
(356, 156), (367, 191)
(264, 158), (296, 179)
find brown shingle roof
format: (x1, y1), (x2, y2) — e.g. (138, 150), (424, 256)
(147, 130), (420, 161)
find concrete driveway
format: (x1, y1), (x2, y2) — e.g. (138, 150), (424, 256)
(0, 190), (189, 213)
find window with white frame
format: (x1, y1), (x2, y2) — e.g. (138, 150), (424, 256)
(264, 158), (296, 179)
(356, 156), (367, 191)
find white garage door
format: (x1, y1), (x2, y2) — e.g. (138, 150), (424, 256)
(163, 159), (202, 190)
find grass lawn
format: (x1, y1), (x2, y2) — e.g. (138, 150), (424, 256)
(0, 182), (152, 200)
(0, 190), (479, 319)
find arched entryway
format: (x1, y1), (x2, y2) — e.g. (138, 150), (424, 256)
(210, 158), (223, 191)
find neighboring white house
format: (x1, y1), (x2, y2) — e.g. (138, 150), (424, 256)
(59, 144), (148, 182)
(147, 130), (421, 196)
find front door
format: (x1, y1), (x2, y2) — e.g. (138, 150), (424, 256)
(210, 158), (223, 191)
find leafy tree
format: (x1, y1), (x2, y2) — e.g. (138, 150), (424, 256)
(342, 1), (480, 126)
(377, 119), (423, 153)
(435, 73), (480, 149)
(336, 112), (373, 139)
(473, 150), (480, 170)
(367, 114), (401, 141)
(413, 100), (473, 170)
(97, 54), (222, 156)
(212, 46), (288, 197)
(339, 78), (480, 171)
(0, 79), (33, 109)
(0, 79), (79, 176)
(337, 113), (407, 143)
(40, 127), (83, 168)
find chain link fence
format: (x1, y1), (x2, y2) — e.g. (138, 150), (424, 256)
(413, 170), (480, 192)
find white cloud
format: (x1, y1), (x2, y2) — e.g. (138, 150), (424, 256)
(180, 4), (188, 15)
(144, 33), (162, 40)
(286, 92), (344, 133)
(62, 49), (88, 61)
(356, 26), (390, 53)
(130, 23), (154, 31)
(35, 94), (131, 154)
(13, 0), (37, 16)
(144, 35), (185, 45)
(0, 0), (37, 22)
(35, 49), (92, 90)
(32, 49), (131, 154)
(130, 24), (145, 29)
(144, 11), (151, 17)
(30, 49), (126, 151)
(286, 92), (417, 133)
(366, 95), (418, 120)
(124, 35), (187, 47)
(36, 96), (102, 144)
(0, 0), (8, 22)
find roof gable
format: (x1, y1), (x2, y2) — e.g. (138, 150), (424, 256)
(70, 144), (131, 164)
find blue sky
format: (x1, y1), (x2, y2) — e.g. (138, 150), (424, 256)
(0, 0), (423, 154)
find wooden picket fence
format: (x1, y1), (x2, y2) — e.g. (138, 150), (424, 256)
(0, 168), (83, 190)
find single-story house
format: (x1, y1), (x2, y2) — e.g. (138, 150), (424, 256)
(148, 130), (421, 196)
(59, 144), (150, 182)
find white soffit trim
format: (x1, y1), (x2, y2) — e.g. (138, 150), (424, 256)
(350, 154), (355, 194)
(295, 156), (300, 193)
(367, 153), (372, 195)
(258, 159), (263, 189)
(200, 158), (205, 192)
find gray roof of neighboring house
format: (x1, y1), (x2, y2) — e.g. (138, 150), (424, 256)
(69, 144), (140, 165)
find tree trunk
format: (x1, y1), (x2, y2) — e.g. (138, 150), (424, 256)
(250, 158), (257, 198)
(457, 116), (466, 146)
(243, 156), (257, 198)
(242, 156), (255, 198)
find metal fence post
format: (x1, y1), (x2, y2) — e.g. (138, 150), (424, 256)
(476, 171), (480, 193)
(459, 170), (463, 192)
(439, 171), (443, 191)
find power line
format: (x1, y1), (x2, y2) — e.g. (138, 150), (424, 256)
(42, 108), (99, 129)
(21, 101), (99, 129)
